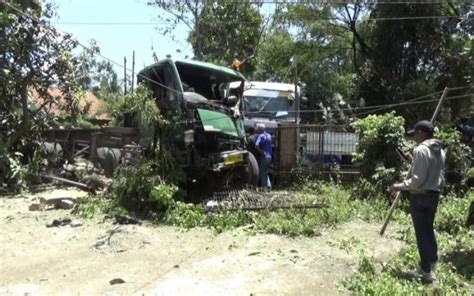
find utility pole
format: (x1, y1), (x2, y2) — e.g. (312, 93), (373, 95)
(291, 55), (299, 124)
(291, 55), (300, 160)
(131, 51), (135, 93)
(123, 57), (127, 95)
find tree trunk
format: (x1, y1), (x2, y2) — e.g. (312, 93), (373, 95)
(7, 82), (30, 149)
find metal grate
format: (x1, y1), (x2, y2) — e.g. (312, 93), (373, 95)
(275, 124), (360, 184)
(204, 187), (327, 212)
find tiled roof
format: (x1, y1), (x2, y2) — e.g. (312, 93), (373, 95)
(30, 87), (110, 120)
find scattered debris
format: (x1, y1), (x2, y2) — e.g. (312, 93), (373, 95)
(206, 189), (329, 212)
(29, 196), (79, 211)
(81, 174), (110, 191)
(46, 218), (82, 228)
(105, 214), (142, 225)
(59, 199), (75, 209)
(29, 203), (45, 211)
(94, 226), (128, 253)
(109, 278), (126, 285)
(39, 174), (95, 193)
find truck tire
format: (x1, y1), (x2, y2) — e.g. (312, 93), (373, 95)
(247, 152), (259, 186)
(103, 148), (121, 178)
(96, 147), (110, 162)
(40, 142), (63, 156)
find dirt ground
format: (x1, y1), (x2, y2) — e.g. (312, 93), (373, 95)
(0, 188), (404, 295)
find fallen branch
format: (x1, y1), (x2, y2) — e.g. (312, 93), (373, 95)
(38, 174), (95, 193)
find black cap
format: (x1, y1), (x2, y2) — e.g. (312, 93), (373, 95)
(407, 120), (434, 136)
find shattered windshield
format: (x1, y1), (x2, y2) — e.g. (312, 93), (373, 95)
(243, 88), (294, 117)
(244, 96), (291, 114)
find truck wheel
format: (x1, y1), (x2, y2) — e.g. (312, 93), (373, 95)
(103, 148), (121, 178)
(247, 152), (259, 186)
(96, 147), (110, 162)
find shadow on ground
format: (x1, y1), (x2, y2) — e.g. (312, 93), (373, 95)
(443, 249), (474, 281)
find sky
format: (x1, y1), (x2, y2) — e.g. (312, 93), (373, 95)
(52, 0), (193, 82)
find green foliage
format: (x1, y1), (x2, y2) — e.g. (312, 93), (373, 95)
(354, 3), (473, 124)
(468, 168), (474, 179)
(436, 193), (474, 235)
(352, 112), (405, 179)
(329, 236), (365, 253)
(72, 196), (122, 219)
(151, 183), (178, 212)
(343, 191), (474, 295)
(188, 2), (262, 74)
(0, 138), (49, 189)
(0, 1), (90, 153)
(256, 5), (356, 124)
(107, 160), (180, 217)
(103, 84), (188, 217)
(149, 1), (262, 74)
(350, 177), (380, 200)
(165, 202), (206, 228)
(435, 126), (471, 188)
(106, 85), (153, 128)
(161, 181), (389, 235)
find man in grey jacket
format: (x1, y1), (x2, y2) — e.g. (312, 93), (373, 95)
(390, 120), (446, 283)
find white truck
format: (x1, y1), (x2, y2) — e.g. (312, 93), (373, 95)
(243, 81), (357, 167)
(242, 81), (302, 136)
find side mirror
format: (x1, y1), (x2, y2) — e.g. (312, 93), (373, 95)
(224, 95), (238, 106)
(275, 111), (289, 118)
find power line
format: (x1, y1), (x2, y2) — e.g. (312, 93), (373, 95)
(4, 1), (472, 119)
(146, 0), (456, 5)
(50, 15), (464, 26)
(243, 91), (472, 115)
(2, 0), (185, 95)
(354, 93), (473, 117)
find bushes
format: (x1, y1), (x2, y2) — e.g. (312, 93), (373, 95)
(0, 139), (49, 190)
(107, 160), (181, 217)
(343, 191), (474, 295)
(351, 112), (406, 179)
(350, 113), (409, 200)
(351, 113), (471, 198)
(435, 126), (471, 191)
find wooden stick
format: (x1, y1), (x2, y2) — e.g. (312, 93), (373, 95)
(380, 87), (448, 236)
(380, 191), (401, 235)
(39, 174), (95, 193)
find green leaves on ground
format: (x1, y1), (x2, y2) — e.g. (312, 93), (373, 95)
(343, 192), (474, 295)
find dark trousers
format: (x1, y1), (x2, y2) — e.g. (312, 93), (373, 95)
(258, 157), (271, 188)
(409, 192), (439, 273)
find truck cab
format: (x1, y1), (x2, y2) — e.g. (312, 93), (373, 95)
(243, 81), (302, 136)
(137, 59), (259, 196)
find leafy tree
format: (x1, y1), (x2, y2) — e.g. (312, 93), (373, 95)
(93, 60), (121, 95)
(73, 45), (121, 101)
(255, 4), (356, 124)
(148, 1), (264, 74)
(0, 0), (79, 152)
(350, 3), (474, 124)
(255, 3), (473, 125)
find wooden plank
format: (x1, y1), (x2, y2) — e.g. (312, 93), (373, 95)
(277, 123), (297, 172)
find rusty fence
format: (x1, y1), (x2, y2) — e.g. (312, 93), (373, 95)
(275, 124), (360, 183)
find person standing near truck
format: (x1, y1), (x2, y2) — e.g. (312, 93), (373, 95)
(247, 126), (260, 162)
(255, 123), (272, 189)
(390, 120), (445, 283)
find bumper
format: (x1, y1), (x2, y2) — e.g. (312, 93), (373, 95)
(209, 150), (248, 172)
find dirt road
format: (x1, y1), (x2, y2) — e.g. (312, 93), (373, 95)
(0, 188), (404, 295)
